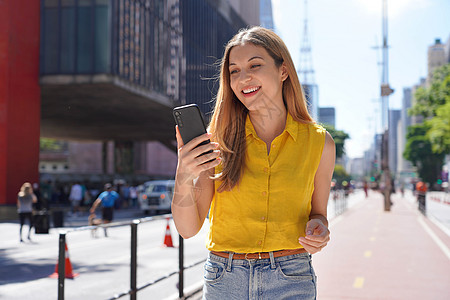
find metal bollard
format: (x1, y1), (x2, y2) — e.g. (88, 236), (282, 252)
(58, 232), (66, 300)
(418, 194), (426, 214)
(179, 235), (184, 299)
(130, 220), (139, 300)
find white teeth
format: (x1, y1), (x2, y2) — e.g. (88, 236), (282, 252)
(243, 87), (260, 94)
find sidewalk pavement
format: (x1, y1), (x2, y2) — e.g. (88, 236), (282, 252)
(184, 190), (450, 300)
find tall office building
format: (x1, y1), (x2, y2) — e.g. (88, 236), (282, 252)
(410, 78), (426, 126)
(301, 84), (318, 120)
(364, 133), (384, 176)
(37, 0), (259, 182)
(388, 109), (401, 175)
(397, 88), (414, 176)
(347, 157), (364, 177)
(260, 0), (274, 30)
(228, 0), (260, 27)
(427, 38), (448, 86)
(318, 107), (336, 127)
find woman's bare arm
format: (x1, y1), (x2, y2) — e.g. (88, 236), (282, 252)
(171, 126), (221, 239)
(298, 132), (335, 253)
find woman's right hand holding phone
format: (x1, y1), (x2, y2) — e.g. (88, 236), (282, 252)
(173, 126), (220, 238)
(175, 125), (221, 182)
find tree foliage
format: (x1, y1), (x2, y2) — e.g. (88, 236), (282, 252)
(405, 63), (449, 186)
(409, 64), (450, 119)
(333, 164), (351, 187)
(427, 95), (450, 154)
(408, 63), (450, 155)
(322, 124), (350, 159)
(403, 124), (444, 185)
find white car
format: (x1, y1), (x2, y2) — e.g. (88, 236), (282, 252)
(138, 180), (175, 214)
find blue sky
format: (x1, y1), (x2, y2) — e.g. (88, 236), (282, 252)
(271, 0), (450, 158)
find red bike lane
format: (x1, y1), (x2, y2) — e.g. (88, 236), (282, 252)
(312, 191), (450, 300)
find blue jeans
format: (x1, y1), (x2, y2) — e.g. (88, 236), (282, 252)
(203, 252), (317, 300)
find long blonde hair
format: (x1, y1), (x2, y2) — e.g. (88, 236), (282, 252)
(18, 182), (33, 197)
(209, 26), (313, 192)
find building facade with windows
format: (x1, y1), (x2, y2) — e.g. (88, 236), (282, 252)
(388, 109), (401, 176)
(1, 0), (259, 209)
(38, 0), (258, 181)
(319, 107), (336, 128)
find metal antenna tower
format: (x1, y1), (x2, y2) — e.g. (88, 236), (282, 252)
(298, 0), (314, 84)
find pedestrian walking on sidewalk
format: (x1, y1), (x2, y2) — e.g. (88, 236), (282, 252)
(17, 182), (38, 242)
(90, 183), (119, 237)
(69, 182), (83, 216)
(363, 180), (369, 198)
(172, 26), (335, 299)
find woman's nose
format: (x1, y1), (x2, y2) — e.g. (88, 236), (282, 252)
(239, 70), (251, 83)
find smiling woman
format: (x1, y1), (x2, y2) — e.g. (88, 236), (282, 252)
(228, 43), (287, 116)
(172, 26), (335, 300)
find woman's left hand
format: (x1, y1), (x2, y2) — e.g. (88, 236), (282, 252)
(298, 219), (330, 254)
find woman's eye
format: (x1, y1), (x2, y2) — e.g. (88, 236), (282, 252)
(251, 64), (261, 69)
(230, 69), (238, 74)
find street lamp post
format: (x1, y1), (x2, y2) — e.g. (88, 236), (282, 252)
(380, 0), (394, 211)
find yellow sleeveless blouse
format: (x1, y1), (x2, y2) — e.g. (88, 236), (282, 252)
(207, 113), (326, 253)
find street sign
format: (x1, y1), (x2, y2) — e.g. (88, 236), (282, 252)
(381, 84), (394, 96)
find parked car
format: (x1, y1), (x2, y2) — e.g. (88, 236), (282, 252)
(138, 180), (175, 214)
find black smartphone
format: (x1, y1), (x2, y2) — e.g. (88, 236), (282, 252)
(173, 104), (213, 156)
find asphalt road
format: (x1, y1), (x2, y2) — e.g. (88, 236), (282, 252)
(0, 214), (209, 300)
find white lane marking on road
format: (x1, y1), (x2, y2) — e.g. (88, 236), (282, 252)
(427, 214), (450, 237)
(417, 216), (450, 260)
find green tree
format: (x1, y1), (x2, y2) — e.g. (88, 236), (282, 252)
(408, 63), (450, 155)
(322, 124), (350, 159)
(403, 124), (444, 185)
(426, 94), (450, 154)
(405, 63), (450, 187)
(409, 64), (449, 119)
(333, 164), (351, 188)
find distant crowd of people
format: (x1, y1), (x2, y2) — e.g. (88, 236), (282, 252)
(26, 180), (140, 214)
(16, 180), (141, 242)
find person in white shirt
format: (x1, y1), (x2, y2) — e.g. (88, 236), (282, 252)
(69, 182), (83, 215)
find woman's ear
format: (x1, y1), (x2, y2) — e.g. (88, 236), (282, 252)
(280, 64), (288, 82)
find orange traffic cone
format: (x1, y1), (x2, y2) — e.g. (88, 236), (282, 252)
(163, 218), (174, 247)
(49, 242), (79, 279)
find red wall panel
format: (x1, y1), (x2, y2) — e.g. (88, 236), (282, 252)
(0, 0), (40, 205)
